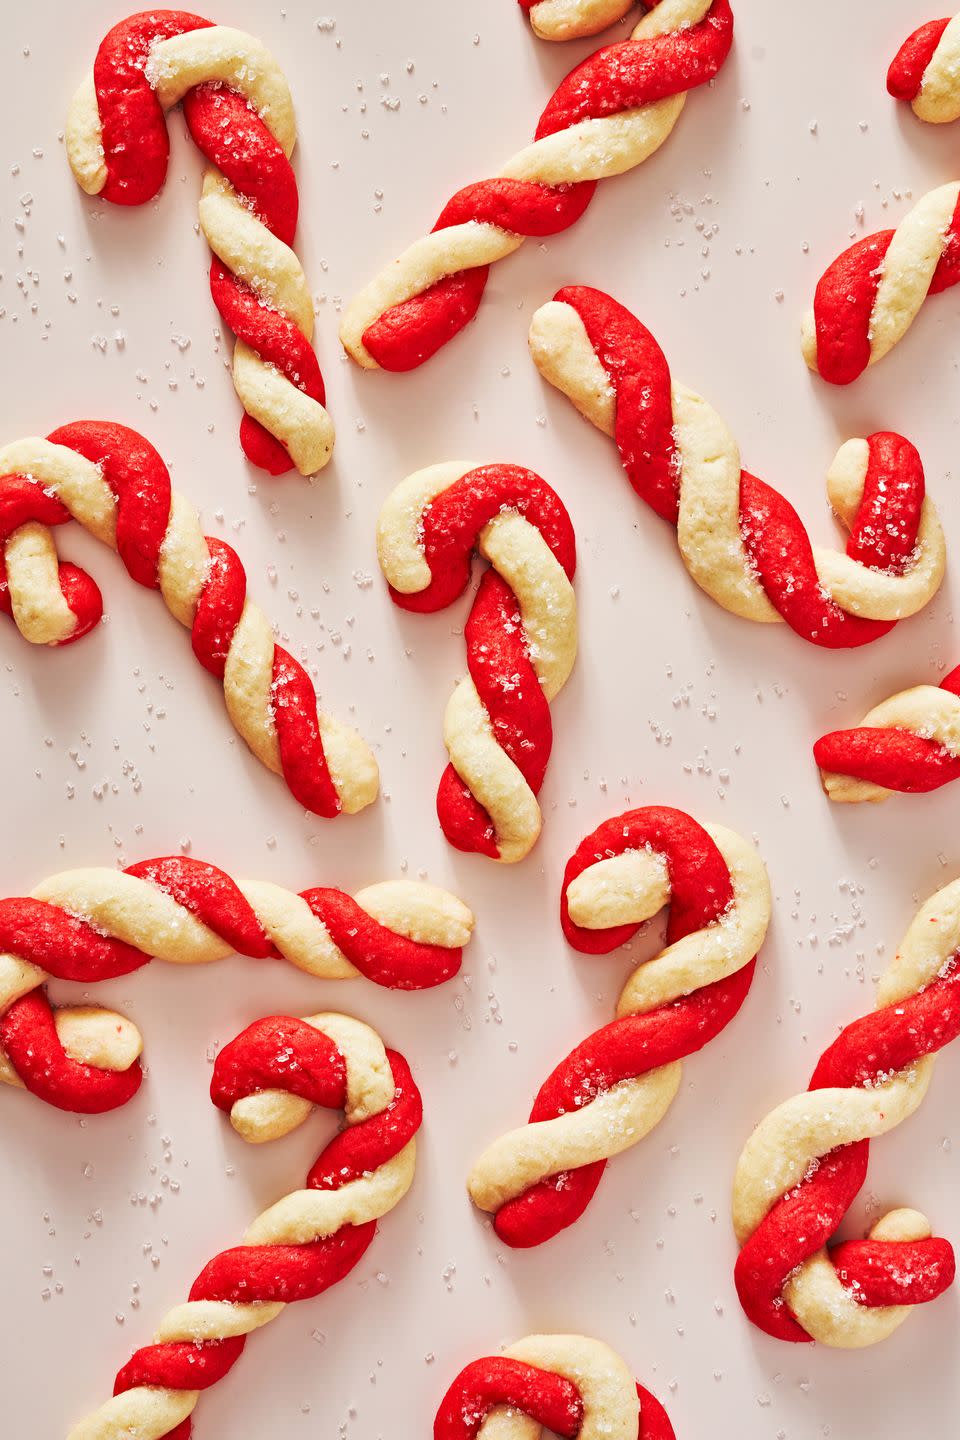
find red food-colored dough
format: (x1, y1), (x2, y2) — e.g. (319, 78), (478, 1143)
(553, 284), (928, 648)
(813, 662), (960, 795)
(89, 11), (324, 473)
(362, 1), (734, 370)
(387, 464), (575, 858)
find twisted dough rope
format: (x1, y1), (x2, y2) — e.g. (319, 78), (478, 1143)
(340, 0), (734, 371)
(815, 662), (960, 803)
(378, 462), (577, 864)
(733, 879), (960, 1348)
(530, 285), (945, 646)
(435, 1334), (675, 1440)
(0, 855), (473, 1114)
(520, 0), (637, 44)
(467, 806), (770, 1245)
(68, 1010), (420, 1439)
(0, 421), (377, 816)
(801, 181), (960, 384)
(66, 10), (333, 477)
(889, 13), (960, 123)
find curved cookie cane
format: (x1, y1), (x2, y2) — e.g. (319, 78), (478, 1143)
(435, 1334), (675, 1440)
(66, 10), (333, 476)
(815, 663), (960, 802)
(0, 422), (377, 816)
(889, 13), (960, 124)
(530, 285), (945, 646)
(67, 1011), (420, 1438)
(341, 1), (734, 371)
(467, 807), (770, 1245)
(378, 463), (577, 864)
(0, 856), (472, 1115)
(520, 0), (637, 44)
(733, 878), (960, 1347)
(801, 182), (960, 384)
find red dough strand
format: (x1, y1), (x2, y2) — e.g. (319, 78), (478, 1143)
(553, 285), (930, 648)
(87, 11), (327, 474)
(387, 464), (576, 858)
(99, 1019), (423, 1439)
(489, 807), (759, 1246)
(814, 664), (960, 796)
(435, 1354), (675, 1440)
(0, 856), (466, 1113)
(360, 2), (734, 370)
(735, 967), (960, 1343)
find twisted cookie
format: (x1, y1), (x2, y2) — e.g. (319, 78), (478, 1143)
(815, 663), (960, 803)
(468, 807), (770, 1245)
(66, 10), (333, 476)
(530, 285), (945, 646)
(341, 1), (733, 371)
(802, 182), (960, 384)
(889, 13), (960, 123)
(520, 0), (637, 43)
(0, 855), (472, 1113)
(734, 879), (960, 1347)
(0, 421), (377, 815)
(435, 1334), (675, 1440)
(68, 1011), (420, 1438)
(378, 463), (577, 864)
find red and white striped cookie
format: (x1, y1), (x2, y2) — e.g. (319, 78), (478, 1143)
(341, 1), (733, 371)
(802, 182), (960, 384)
(435, 1334), (675, 1440)
(467, 806), (770, 1245)
(530, 285), (945, 645)
(66, 10), (333, 476)
(889, 13), (960, 123)
(0, 856), (472, 1113)
(734, 878), (960, 1348)
(68, 1011), (420, 1438)
(815, 663), (960, 802)
(378, 462), (577, 863)
(0, 422), (377, 815)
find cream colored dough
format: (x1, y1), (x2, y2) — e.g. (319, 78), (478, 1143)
(819, 683), (960, 803)
(526, 0), (635, 42)
(530, 300), (946, 625)
(0, 867), (472, 1087)
(0, 437), (378, 813)
(378, 463), (578, 864)
(801, 182), (960, 378)
(908, 14), (960, 123)
(68, 1012), (415, 1440)
(478, 1335), (640, 1440)
(732, 876), (960, 1347)
(468, 823), (770, 1212)
(340, 0), (711, 367)
(65, 25), (333, 475)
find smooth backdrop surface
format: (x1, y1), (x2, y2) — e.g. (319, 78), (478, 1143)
(1, 2), (958, 1436)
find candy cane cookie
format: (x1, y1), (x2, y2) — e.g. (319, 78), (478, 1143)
(66, 10), (333, 476)
(340, 1), (734, 372)
(530, 285), (945, 645)
(889, 13), (960, 123)
(435, 1334), (675, 1440)
(0, 856), (472, 1114)
(520, 0), (636, 43)
(67, 1011), (419, 1438)
(0, 421), (377, 815)
(733, 878), (960, 1348)
(801, 182), (960, 384)
(815, 663), (960, 803)
(378, 463), (577, 863)
(467, 807), (770, 1245)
